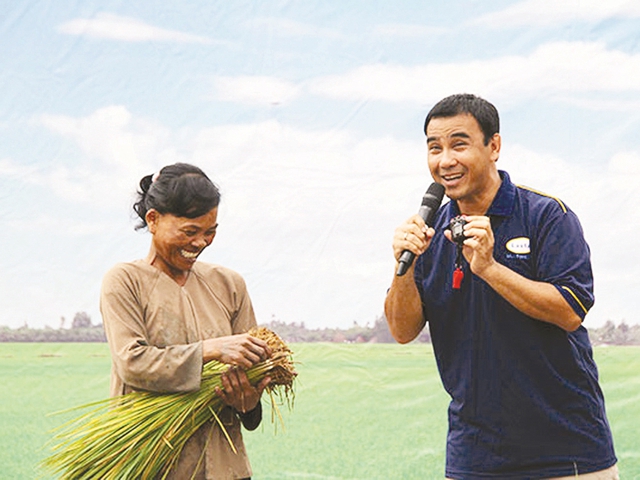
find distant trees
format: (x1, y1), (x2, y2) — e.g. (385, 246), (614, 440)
(0, 314), (638, 344)
(261, 314), (429, 344)
(72, 311), (93, 329)
(588, 320), (640, 345)
(0, 311), (106, 342)
(0, 325), (106, 342)
(259, 317), (637, 345)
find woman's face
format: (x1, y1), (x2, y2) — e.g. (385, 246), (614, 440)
(146, 207), (218, 281)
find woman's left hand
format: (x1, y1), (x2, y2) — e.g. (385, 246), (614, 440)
(215, 367), (271, 413)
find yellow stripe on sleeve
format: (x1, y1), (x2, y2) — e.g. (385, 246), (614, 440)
(517, 185), (567, 213)
(561, 286), (589, 315)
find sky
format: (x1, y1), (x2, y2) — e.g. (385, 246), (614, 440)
(1, 0), (639, 330)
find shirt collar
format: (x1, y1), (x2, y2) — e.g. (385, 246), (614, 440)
(486, 170), (515, 217)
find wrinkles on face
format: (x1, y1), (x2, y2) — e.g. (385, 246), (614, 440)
(147, 208), (219, 284)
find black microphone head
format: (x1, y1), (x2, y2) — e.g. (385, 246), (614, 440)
(422, 182), (445, 207)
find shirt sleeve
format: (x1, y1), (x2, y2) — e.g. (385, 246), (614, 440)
(100, 265), (203, 394)
(534, 205), (595, 320)
(228, 271), (258, 335)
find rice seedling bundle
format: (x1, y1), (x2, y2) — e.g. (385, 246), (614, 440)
(41, 327), (296, 480)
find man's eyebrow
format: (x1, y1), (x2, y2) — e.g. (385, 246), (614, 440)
(451, 131), (471, 139)
(427, 131), (471, 143)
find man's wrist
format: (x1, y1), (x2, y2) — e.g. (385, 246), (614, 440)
(473, 257), (500, 282)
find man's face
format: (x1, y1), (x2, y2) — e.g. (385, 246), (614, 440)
(426, 113), (501, 208)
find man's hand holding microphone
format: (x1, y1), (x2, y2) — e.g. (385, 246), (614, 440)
(395, 183), (445, 276)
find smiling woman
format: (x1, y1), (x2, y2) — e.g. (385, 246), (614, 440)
(134, 164), (221, 285)
(147, 206), (219, 280)
(99, 162), (273, 479)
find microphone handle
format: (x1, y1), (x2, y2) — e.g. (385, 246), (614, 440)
(396, 251), (415, 276)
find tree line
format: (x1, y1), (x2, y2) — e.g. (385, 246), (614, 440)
(0, 312), (106, 342)
(0, 312), (638, 345)
(587, 320), (640, 346)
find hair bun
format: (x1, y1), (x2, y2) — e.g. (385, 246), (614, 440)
(139, 174), (153, 193)
(132, 163), (220, 230)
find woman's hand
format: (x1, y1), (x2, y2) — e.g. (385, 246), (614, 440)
(215, 367), (271, 414)
(202, 333), (271, 368)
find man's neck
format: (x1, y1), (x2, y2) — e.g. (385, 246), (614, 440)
(457, 171), (502, 215)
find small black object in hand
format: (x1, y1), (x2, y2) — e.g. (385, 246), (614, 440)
(448, 216), (467, 246)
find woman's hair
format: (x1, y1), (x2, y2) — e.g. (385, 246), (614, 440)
(133, 163), (221, 229)
(423, 93), (500, 146)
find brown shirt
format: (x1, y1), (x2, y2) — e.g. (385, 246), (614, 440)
(101, 259), (257, 479)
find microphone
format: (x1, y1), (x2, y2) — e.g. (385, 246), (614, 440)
(396, 182), (445, 276)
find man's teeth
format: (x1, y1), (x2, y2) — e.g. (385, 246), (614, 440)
(181, 250), (199, 259)
(443, 174), (463, 181)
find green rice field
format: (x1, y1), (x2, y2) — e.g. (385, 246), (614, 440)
(1, 343), (639, 479)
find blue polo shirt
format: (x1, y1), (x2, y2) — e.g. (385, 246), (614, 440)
(414, 171), (616, 479)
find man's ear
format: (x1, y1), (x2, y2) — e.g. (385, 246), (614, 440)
(146, 209), (159, 234)
(490, 133), (501, 162)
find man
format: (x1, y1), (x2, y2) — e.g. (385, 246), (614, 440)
(385, 94), (617, 479)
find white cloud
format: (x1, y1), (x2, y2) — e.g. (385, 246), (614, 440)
(57, 13), (214, 44)
(1, 158), (116, 208)
(554, 97), (640, 112)
(244, 17), (344, 40)
(472, 0), (640, 27)
(39, 106), (179, 171)
(372, 23), (449, 38)
(0, 157), (39, 177)
(211, 76), (302, 105)
(609, 150), (640, 175)
(308, 41), (640, 106)
(32, 107), (424, 223)
(5, 215), (116, 236)
(35, 106), (184, 208)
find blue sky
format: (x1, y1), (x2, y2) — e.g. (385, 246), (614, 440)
(1, 1), (639, 330)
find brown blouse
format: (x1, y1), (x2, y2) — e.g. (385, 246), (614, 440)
(101, 260), (257, 479)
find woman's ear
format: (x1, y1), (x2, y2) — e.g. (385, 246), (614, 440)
(146, 209), (159, 234)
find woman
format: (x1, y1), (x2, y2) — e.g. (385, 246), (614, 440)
(101, 163), (271, 479)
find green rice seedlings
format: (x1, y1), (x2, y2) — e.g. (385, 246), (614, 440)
(41, 327), (296, 480)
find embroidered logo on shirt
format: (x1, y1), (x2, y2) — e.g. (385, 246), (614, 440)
(506, 237), (530, 255)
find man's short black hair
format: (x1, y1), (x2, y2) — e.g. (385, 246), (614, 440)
(424, 94), (499, 145)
